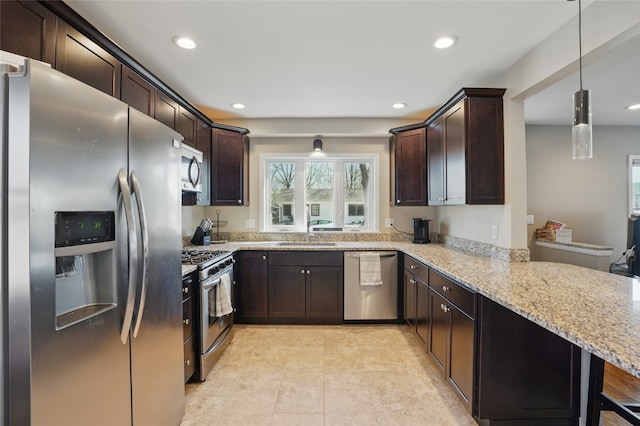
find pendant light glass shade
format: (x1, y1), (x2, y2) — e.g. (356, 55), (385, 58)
(572, 89), (592, 160)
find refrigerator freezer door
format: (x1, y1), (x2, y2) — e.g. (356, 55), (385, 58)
(128, 108), (184, 426)
(25, 62), (132, 424)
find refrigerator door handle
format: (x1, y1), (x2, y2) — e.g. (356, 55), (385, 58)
(130, 170), (149, 338)
(118, 168), (138, 344)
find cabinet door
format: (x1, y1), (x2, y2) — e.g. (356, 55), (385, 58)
(415, 278), (429, 347)
(403, 270), (417, 329)
(211, 128), (247, 205)
(195, 120), (211, 206)
(393, 128), (427, 206)
(428, 288), (448, 373)
(56, 21), (121, 98)
(427, 118), (445, 206)
(155, 91), (179, 130)
(121, 66), (155, 117)
(0, 0), (56, 66)
(306, 266), (343, 320)
(177, 106), (197, 147)
(236, 252), (269, 320)
(269, 265), (306, 318)
(443, 101), (466, 205)
(449, 306), (475, 413)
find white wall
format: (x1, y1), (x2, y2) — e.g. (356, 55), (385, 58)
(526, 125), (640, 259)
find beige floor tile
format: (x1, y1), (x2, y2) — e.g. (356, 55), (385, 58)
(181, 324), (476, 426)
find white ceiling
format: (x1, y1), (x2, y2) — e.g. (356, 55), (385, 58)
(65, 0), (640, 126)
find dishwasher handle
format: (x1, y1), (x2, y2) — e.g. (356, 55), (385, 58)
(345, 252), (397, 258)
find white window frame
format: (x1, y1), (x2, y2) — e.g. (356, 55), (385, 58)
(260, 153), (379, 232)
(630, 155), (640, 216)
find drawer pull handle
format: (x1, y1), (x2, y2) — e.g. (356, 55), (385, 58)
(441, 304), (450, 313)
(442, 285), (451, 292)
(410, 265), (417, 270)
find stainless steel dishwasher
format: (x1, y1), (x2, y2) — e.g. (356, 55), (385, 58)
(343, 252), (398, 320)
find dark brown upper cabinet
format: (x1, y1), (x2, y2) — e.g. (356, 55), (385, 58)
(426, 88), (505, 205)
(56, 21), (121, 98)
(177, 106), (197, 147)
(0, 1), (57, 66)
(211, 128), (249, 206)
(154, 91), (179, 131)
(121, 66), (156, 117)
(390, 127), (427, 206)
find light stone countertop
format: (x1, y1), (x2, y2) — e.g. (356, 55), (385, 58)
(185, 240), (640, 378)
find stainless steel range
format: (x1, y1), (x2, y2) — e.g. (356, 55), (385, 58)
(181, 249), (235, 381)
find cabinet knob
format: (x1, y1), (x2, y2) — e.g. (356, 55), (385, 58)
(197, 198), (202, 202)
(183, 287), (189, 294)
(442, 285), (451, 292)
(185, 360), (190, 366)
(237, 200), (242, 204)
(441, 303), (450, 312)
(301, 269), (305, 274)
(183, 319), (189, 325)
(306, 270), (310, 274)
(262, 255), (267, 260)
(409, 279), (415, 284)
(410, 264), (416, 270)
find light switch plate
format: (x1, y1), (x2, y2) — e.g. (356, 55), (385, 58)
(526, 214), (535, 225)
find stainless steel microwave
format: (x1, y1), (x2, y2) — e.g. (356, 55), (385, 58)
(181, 144), (203, 193)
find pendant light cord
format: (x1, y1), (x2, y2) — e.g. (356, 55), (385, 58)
(578, 0), (583, 90)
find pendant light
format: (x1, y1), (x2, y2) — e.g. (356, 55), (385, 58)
(313, 138), (323, 152)
(571, 0), (592, 160)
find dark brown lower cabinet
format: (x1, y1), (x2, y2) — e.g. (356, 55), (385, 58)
(269, 266), (306, 318)
(235, 251), (269, 322)
(475, 296), (581, 425)
(182, 272), (197, 383)
(306, 266), (343, 319)
(415, 278), (429, 347)
(403, 269), (417, 329)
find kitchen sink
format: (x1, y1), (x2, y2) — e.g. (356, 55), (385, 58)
(276, 241), (337, 246)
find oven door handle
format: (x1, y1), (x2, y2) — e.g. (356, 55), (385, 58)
(130, 170), (149, 339)
(118, 169), (137, 344)
(202, 277), (222, 291)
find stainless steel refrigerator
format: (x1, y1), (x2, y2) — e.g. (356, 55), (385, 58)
(1, 54), (185, 425)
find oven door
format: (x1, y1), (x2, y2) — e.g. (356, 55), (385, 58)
(199, 264), (234, 381)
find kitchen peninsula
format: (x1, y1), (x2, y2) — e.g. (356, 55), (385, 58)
(186, 239), (640, 424)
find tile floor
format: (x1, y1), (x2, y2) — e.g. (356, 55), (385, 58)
(181, 324), (476, 426)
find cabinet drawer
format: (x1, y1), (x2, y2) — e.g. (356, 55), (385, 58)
(403, 254), (429, 283)
(182, 273), (195, 302)
(268, 251), (343, 266)
(430, 269), (475, 318)
(183, 336), (196, 383)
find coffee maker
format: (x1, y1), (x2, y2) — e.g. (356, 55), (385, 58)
(412, 218), (431, 244)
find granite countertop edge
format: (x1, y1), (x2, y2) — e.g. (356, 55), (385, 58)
(184, 240), (640, 378)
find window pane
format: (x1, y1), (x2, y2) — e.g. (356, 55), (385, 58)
(306, 162), (333, 227)
(344, 162), (370, 227)
(270, 162), (295, 226)
(633, 159), (640, 213)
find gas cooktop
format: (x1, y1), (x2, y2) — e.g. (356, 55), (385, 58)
(181, 249), (231, 267)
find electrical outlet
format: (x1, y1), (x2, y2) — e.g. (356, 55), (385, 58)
(526, 214), (535, 225)
(491, 225), (498, 239)
(384, 218), (394, 228)
(244, 219), (255, 229)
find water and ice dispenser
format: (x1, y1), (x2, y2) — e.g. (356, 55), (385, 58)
(54, 211), (117, 329)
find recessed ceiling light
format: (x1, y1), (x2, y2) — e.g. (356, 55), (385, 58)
(434, 35), (458, 49)
(392, 102), (407, 109)
(627, 104), (640, 110)
(232, 103), (245, 109)
(172, 36), (196, 50)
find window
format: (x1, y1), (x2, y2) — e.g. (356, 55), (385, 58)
(263, 154), (377, 232)
(631, 155), (640, 215)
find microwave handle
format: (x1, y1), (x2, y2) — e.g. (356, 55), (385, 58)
(188, 156), (201, 187)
